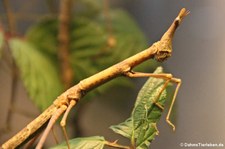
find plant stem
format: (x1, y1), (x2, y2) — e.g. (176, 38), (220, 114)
(105, 140), (131, 149)
(103, 0), (112, 35)
(3, 0), (16, 35)
(58, 0), (74, 89)
(103, 0), (116, 48)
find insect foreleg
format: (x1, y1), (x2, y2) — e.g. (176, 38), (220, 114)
(124, 71), (173, 107)
(124, 70), (181, 131)
(36, 105), (67, 149)
(60, 100), (77, 149)
(124, 71), (173, 80)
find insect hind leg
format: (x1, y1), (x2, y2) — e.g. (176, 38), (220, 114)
(36, 105), (67, 149)
(166, 78), (181, 131)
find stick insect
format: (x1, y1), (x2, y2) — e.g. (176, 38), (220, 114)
(1, 8), (189, 149)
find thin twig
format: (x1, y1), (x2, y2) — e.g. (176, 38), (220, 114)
(58, 0), (74, 89)
(1, 8), (189, 148)
(103, 0), (116, 48)
(103, 0), (112, 35)
(3, 0), (16, 35)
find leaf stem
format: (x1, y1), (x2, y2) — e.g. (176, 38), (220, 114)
(105, 140), (131, 149)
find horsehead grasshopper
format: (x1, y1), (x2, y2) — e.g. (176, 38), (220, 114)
(1, 8), (189, 149)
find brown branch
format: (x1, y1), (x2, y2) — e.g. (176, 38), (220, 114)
(58, 0), (74, 89)
(3, 0), (17, 35)
(1, 8), (189, 148)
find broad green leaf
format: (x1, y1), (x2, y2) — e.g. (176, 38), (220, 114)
(50, 136), (106, 149)
(135, 123), (158, 149)
(110, 118), (133, 138)
(9, 38), (63, 111)
(132, 67), (167, 128)
(110, 67), (167, 149)
(0, 30), (3, 59)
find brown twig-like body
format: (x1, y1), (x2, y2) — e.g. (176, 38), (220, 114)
(1, 8), (189, 148)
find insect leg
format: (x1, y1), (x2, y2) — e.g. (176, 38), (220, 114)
(24, 133), (41, 149)
(124, 71), (172, 109)
(36, 105), (67, 149)
(166, 78), (181, 131)
(124, 71), (181, 131)
(51, 125), (59, 144)
(60, 100), (77, 149)
(125, 71), (173, 80)
(152, 78), (171, 110)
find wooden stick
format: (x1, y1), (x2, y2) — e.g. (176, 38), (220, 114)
(1, 8), (189, 149)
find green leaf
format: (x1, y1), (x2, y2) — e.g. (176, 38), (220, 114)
(93, 9), (149, 69)
(110, 67), (167, 149)
(26, 19), (58, 57)
(132, 67), (167, 127)
(9, 38), (63, 111)
(110, 118), (133, 139)
(50, 136), (106, 149)
(135, 123), (158, 149)
(0, 30), (4, 59)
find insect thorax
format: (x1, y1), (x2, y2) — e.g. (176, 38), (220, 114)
(154, 41), (172, 62)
